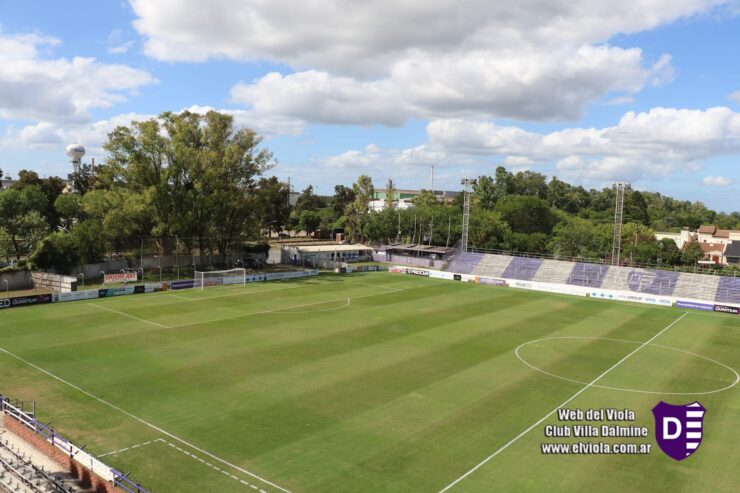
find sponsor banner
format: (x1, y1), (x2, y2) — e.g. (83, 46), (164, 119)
(56, 290), (99, 302)
(479, 277), (507, 287)
(170, 279), (195, 290)
(614, 292), (673, 306)
(389, 266), (405, 273)
(104, 272), (138, 283)
(133, 285), (146, 294)
(98, 287), (135, 298)
(453, 274), (462, 281)
(0, 294), (53, 309)
(144, 282), (164, 293)
(265, 270), (319, 281)
(510, 281), (533, 290)
(405, 268), (430, 277)
(675, 300), (714, 311)
(713, 304), (740, 315)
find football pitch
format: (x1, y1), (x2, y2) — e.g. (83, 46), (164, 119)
(1, 272), (738, 492)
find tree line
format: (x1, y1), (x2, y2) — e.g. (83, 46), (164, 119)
(1, 110), (739, 273)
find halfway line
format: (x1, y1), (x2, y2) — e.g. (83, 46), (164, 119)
(437, 311), (689, 493)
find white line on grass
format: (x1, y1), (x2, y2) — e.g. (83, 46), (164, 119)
(99, 438), (167, 457)
(90, 303), (169, 328)
(174, 287), (407, 328)
(437, 311), (689, 493)
(0, 346), (293, 493)
(268, 298), (351, 314)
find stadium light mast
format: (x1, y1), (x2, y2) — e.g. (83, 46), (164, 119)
(461, 178), (475, 253)
(612, 182), (631, 266)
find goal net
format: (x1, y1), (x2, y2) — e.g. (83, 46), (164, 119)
(195, 268), (246, 291)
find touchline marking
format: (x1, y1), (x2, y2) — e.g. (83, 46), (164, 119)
(90, 303), (169, 329)
(0, 346), (293, 493)
(166, 441), (268, 493)
(437, 311), (689, 493)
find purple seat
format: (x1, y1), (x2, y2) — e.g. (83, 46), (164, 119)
(567, 263), (609, 288)
(502, 257), (543, 281)
(626, 270), (679, 296)
(715, 276), (740, 305)
(447, 252), (484, 274)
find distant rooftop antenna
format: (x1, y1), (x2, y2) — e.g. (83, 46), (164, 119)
(612, 182), (631, 265)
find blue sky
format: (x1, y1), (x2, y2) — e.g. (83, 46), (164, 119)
(1, 0), (739, 210)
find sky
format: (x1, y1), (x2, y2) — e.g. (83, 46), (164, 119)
(0, 0), (739, 211)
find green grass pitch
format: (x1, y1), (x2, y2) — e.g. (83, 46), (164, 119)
(1, 273), (738, 492)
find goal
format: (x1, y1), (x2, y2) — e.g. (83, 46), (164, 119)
(195, 268), (246, 291)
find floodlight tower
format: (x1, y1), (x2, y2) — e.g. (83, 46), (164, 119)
(612, 182), (631, 266)
(461, 178), (475, 253)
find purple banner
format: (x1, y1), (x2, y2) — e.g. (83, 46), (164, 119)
(170, 279), (195, 290)
(675, 300), (714, 311)
(713, 304), (740, 315)
(0, 294), (52, 310)
(480, 278), (507, 287)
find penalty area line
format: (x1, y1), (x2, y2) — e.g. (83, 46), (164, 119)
(90, 303), (170, 329)
(436, 311), (689, 493)
(0, 346), (293, 493)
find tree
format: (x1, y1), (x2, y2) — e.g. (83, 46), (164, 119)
(657, 238), (682, 266)
(331, 185), (355, 221)
(510, 170), (548, 199)
(55, 194), (83, 230)
(549, 217), (611, 259)
(469, 210), (510, 250)
(294, 185), (325, 214)
(412, 189), (437, 208)
(254, 176), (290, 237)
(495, 195), (558, 235)
(298, 210), (322, 235)
(345, 175), (374, 242)
(682, 242), (704, 266)
(385, 178), (397, 210)
(30, 232), (79, 273)
(0, 188), (49, 259)
(104, 110), (274, 256)
(71, 220), (107, 263)
(473, 175), (497, 210)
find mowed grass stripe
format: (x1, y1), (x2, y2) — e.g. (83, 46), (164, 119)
(1, 274), (739, 493)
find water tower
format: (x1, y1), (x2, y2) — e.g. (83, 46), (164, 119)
(66, 144), (85, 175)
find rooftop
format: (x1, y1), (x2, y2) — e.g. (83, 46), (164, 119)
(296, 244), (373, 253)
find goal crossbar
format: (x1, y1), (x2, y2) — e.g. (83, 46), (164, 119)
(195, 268), (246, 291)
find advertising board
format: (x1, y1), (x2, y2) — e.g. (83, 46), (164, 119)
(104, 272), (138, 283)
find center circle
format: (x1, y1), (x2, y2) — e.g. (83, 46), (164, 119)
(515, 336), (739, 395)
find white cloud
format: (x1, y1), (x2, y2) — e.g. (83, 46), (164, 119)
(131, 0), (727, 125)
(318, 106), (740, 183)
(0, 29), (156, 123)
(0, 105), (297, 157)
(107, 29), (135, 54)
(703, 175), (733, 186)
(230, 48), (671, 125)
(729, 90), (740, 104)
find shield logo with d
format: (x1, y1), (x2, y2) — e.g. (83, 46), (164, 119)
(652, 401), (705, 461)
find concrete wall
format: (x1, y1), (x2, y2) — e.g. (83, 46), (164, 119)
(0, 270), (33, 291)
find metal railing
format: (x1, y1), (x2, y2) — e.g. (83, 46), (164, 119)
(1, 396), (150, 493)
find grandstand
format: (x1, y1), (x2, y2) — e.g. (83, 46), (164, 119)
(446, 250), (740, 304)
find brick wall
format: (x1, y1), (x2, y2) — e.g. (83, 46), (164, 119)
(3, 415), (121, 493)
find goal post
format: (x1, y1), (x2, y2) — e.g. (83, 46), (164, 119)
(195, 268), (247, 291)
